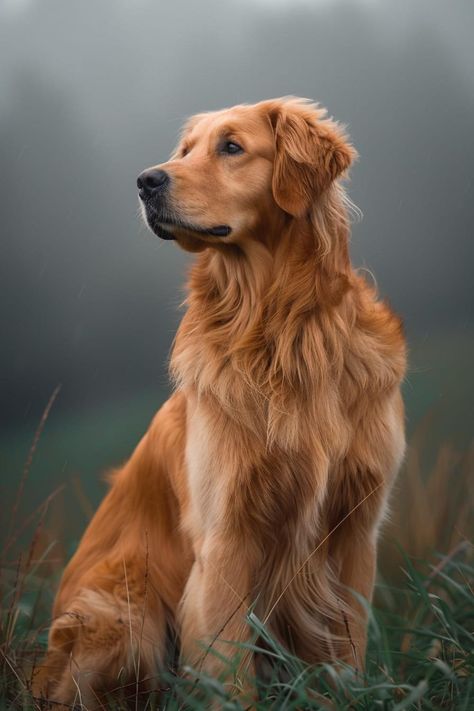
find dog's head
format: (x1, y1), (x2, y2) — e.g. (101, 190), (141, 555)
(138, 97), (356, 252)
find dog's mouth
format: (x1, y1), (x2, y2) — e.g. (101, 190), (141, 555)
(157, 220), (232, 240)
(142, 204), (231, 241)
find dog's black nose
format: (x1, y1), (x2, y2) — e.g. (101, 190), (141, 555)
(137, 169), (170, 198)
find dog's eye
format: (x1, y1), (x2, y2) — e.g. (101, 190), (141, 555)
(181, 146), (189, 158)
(220, 141), (244, 155)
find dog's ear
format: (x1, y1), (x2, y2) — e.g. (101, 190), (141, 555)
(266, 98), (357, 217)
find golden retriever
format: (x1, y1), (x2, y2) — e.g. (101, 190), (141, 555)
(35, 97), (406, 706)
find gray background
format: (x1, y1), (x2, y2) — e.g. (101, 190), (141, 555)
(1, 0), (473, 539)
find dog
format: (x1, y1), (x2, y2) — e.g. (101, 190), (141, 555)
(35, 97), (406, 706)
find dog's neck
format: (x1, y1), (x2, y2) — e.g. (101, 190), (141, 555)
(170, 186), (356, 426)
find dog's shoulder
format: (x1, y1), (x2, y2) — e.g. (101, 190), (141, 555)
(345, 275), (407, 393)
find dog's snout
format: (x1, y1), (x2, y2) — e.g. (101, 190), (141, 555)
(137, 168), (170, 198)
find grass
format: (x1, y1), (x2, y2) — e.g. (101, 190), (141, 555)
(0, 397), (473, 709)
(1, 545), (472, 709)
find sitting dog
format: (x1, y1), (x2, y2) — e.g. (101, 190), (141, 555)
(35, 97), (406, 706)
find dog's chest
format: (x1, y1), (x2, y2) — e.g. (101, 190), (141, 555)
(182, 382), (348, 544)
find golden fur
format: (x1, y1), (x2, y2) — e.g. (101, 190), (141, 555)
(35, 98), (406, 706)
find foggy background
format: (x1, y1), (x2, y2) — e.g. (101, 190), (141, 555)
(1, 0), (473, 539)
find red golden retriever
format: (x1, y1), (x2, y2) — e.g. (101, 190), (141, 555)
(35, 97), (406, 705)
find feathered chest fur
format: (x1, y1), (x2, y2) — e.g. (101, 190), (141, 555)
(169, 218), (406, 544)
(171, 246), (404, 456)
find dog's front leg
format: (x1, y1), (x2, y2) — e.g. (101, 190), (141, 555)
(178, 533), (257, 700)
(327, 389), (406, 670)
(330, 532), (377, 671)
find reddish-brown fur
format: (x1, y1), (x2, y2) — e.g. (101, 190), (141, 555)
(35, 98), (406, 706)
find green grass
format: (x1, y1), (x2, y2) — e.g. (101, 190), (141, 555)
(1, 544), (473, 709)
